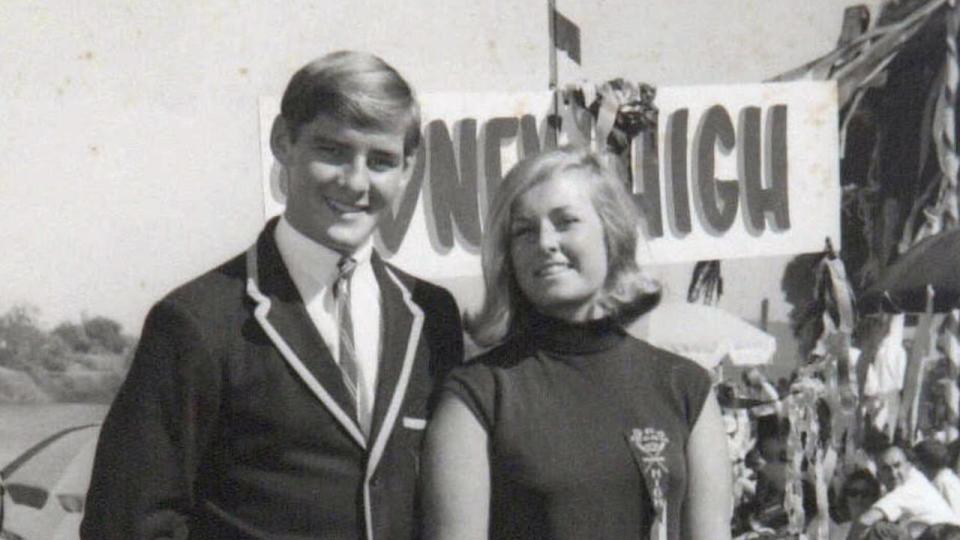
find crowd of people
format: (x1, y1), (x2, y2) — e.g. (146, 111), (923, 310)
(723, 311), (960, 540)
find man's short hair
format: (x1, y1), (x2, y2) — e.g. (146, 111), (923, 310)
(913, 439), (951, 472)
(878, 443), (913, 463)
(279, 50), (421, 156)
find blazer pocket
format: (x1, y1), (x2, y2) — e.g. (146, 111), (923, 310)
(402, 416), (427, 430)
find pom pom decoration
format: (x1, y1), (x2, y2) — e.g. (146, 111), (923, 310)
(555, 79), (658, 158)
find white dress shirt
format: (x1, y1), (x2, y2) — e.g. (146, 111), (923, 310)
(934, 468), (960, 517)
(274, 217), (381, 434)
(872, 467), (960, 530)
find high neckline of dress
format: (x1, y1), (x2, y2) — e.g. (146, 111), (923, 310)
(525, 310), (626, 355)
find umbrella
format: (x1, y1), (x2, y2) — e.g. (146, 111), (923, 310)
(626, 301), (777, 369)
(1, 424), (100, 539)
(860, 228), (960, 313)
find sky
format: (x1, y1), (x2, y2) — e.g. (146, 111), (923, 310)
(0, 0), (886, 334)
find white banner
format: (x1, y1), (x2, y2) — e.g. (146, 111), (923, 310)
(259, 81), (840, 278)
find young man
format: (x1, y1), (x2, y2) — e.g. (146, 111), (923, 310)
(81, 51), (463, 539)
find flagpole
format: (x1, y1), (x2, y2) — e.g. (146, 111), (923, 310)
(548, 0), (560, 143)
(548, 0), (558, 90)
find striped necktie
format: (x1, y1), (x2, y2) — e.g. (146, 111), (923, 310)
(334, 256), (368, 436)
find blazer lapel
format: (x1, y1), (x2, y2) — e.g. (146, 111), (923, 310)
(366, 254), (424, 460)
(245, 219), (366, 449)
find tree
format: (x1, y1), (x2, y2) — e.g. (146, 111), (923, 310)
(53, 321), (93, 353)
(82, 316), (127, 354)
(0, 304), (48, 370)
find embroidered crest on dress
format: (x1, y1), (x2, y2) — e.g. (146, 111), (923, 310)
(629, 427), (670, 540)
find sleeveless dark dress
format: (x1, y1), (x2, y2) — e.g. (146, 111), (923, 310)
(443, 312), (712, 539)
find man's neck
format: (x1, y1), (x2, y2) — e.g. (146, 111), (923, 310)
(279, 216), (374, 264)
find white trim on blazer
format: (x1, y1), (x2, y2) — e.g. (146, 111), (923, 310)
(245, 244), (425, 540)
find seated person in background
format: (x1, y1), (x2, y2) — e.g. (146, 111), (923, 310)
(919, 524), (960, 540)
(753, 428), (788, 511)
(833, 469), (881, 540)
(914, 439), (960, 516)
(860, 521), (917, 540)
(718, 384), (757, 510)
(743, 367), (783, 441)
(854, 445), (960, 538)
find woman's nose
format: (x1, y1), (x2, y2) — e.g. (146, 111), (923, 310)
(535, 226), (560, 252)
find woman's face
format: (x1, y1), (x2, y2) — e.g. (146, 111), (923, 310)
(509, 172), (608, 322)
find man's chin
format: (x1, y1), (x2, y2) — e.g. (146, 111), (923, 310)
(322, 226), (377, 253)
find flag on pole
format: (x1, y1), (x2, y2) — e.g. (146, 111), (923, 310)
(547, 1), (582, 144)
(551, 5), (581, 64)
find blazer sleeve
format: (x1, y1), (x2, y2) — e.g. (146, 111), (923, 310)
(81, 299), (223, 540)
(423, 286), (464, 410)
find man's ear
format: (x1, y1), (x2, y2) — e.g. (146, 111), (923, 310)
(270, 115), (293, 166)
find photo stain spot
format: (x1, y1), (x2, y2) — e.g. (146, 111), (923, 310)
(239, 67), (249, 76)
(78, 51), (94, 61)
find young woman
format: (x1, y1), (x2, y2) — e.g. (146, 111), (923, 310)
(422, 147), (732, 539)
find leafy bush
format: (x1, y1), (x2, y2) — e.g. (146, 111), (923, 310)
(0, 304), (134, 403)
(0, 365), (52, 403)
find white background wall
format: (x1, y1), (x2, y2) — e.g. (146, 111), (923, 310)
(0, 1), (884, 333)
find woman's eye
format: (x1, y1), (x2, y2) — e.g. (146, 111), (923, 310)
(510, 227), (532, 238)
(557, 217), (579, 229)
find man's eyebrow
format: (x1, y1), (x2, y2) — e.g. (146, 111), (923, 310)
(308, 133), (341, 144)
(369, 147), (402, 159)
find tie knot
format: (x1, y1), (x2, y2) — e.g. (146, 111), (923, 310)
(337, 256), (357, 280)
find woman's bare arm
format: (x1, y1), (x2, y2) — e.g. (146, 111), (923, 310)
(421, 394), (491, 540)
(683, 389), (733, 540)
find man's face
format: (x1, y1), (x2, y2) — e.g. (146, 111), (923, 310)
(273, 114), (412, 254)
(878, 447), (912, 490)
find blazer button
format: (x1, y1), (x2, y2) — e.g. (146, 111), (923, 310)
(370, 477), (381, 488)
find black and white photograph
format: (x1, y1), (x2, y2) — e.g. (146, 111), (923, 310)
(1, 1), (958, 538)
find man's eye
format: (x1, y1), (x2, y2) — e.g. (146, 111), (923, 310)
(315, 144), (343, 159)
(369, 156), (400, 172)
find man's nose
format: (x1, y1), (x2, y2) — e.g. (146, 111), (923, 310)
(342, 157), (370, 192)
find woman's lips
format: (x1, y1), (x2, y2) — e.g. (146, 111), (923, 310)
(534, 261), (572, 277)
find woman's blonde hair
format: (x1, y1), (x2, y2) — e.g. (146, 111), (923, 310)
(467, 146), (660, 347)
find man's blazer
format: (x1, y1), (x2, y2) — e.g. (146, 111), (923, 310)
(81, 218), (464, 539)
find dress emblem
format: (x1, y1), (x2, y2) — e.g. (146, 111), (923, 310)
(629, 427), (670, 540)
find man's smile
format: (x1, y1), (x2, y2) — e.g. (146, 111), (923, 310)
(323, 196), (369, 215)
